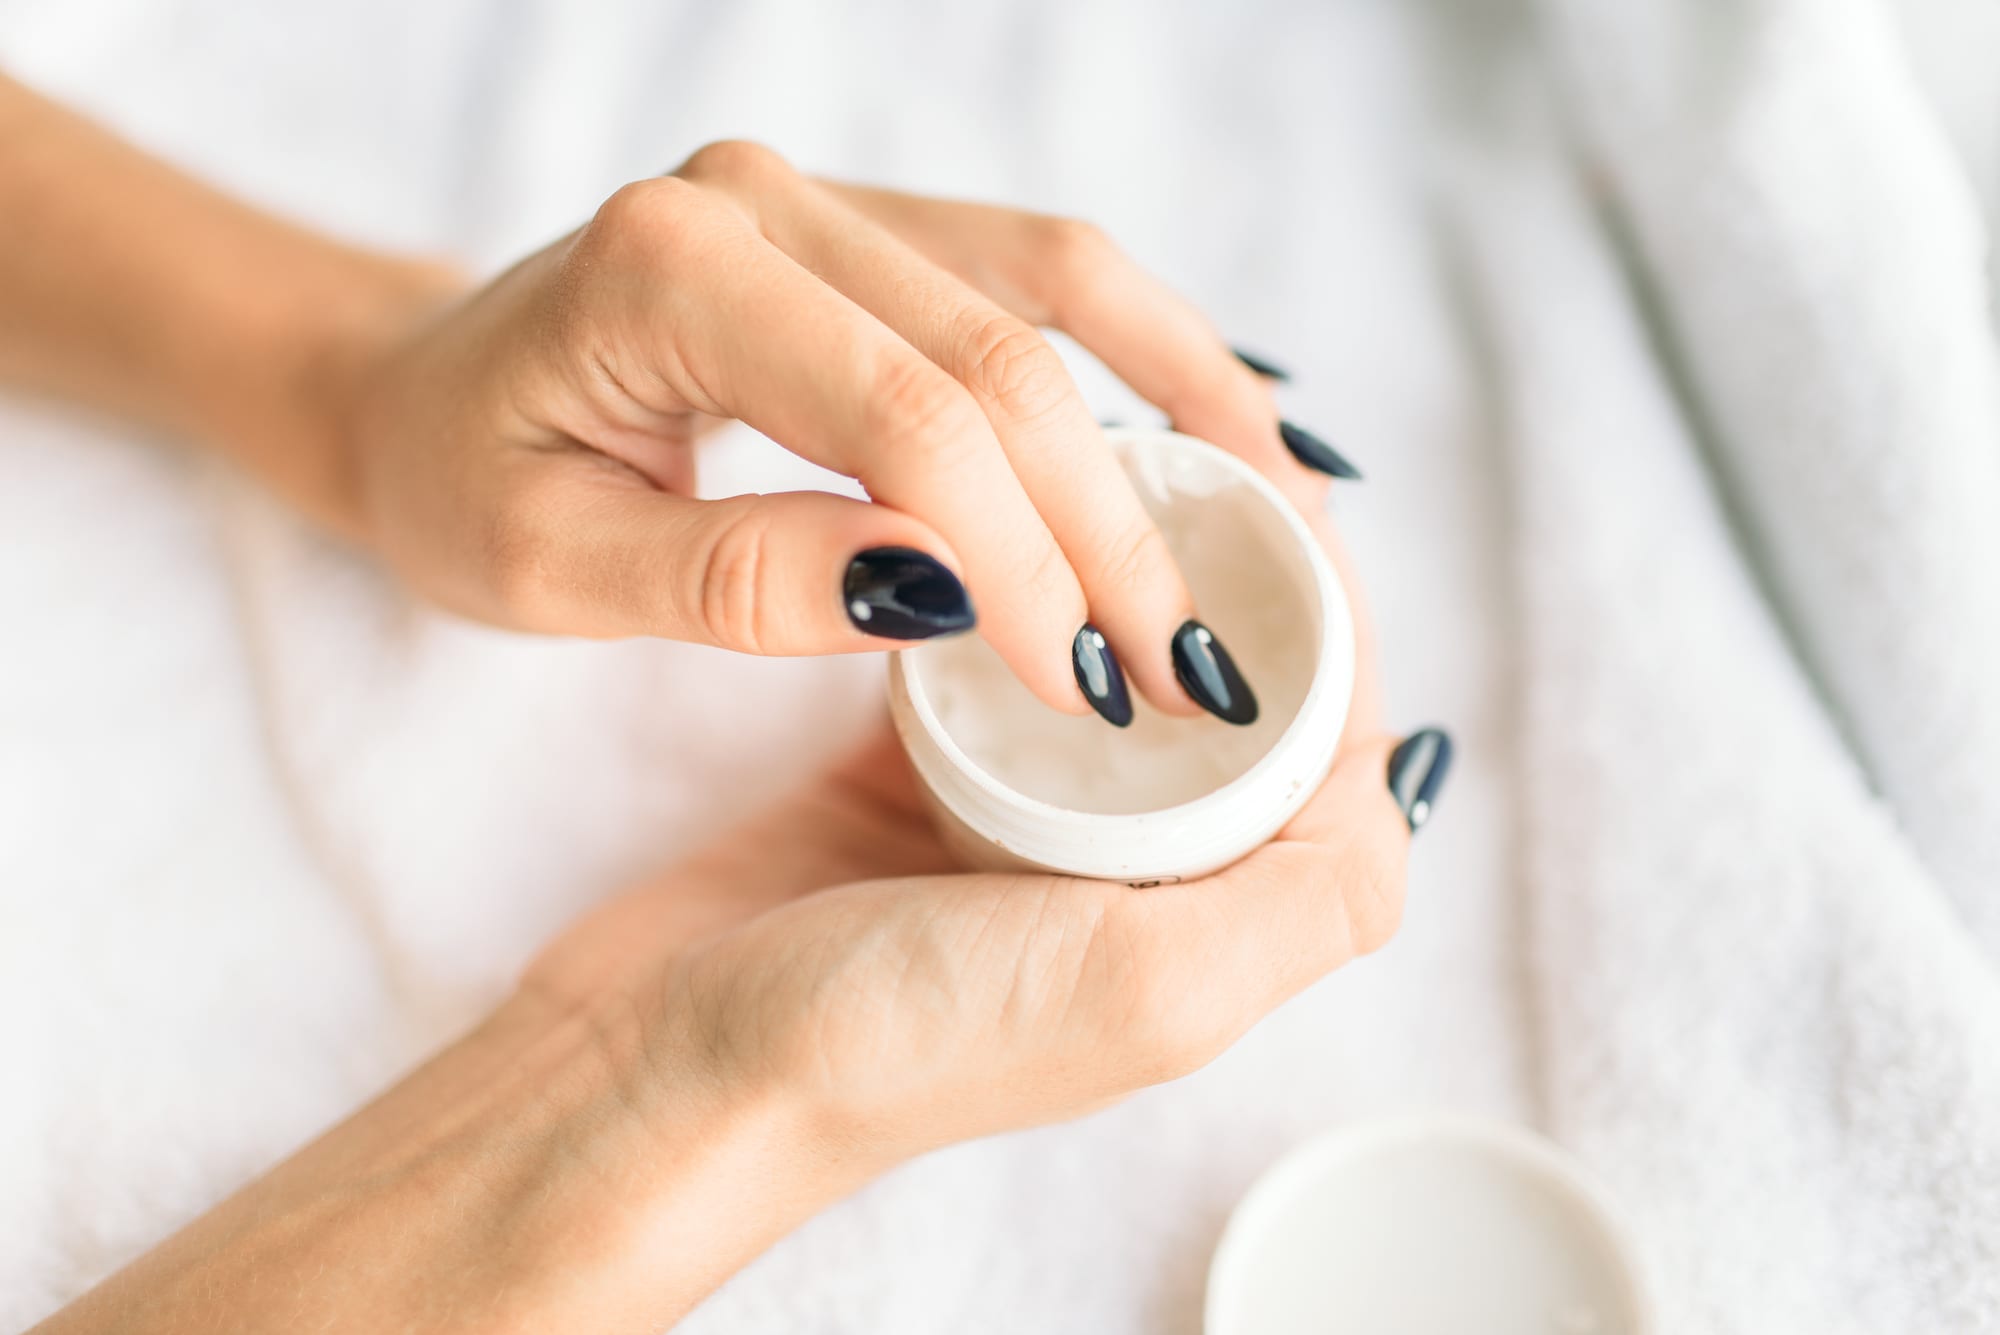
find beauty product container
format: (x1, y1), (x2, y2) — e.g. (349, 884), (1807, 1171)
(887, 427), (1354, 885)
(1206, 1117), (1654, 1335)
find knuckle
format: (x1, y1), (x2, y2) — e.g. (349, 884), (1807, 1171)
(676, 138), (792, 191)
(583, 176), (710, 260)
(1033, 214), (1116, 282)
(1163, 353), (1258, 426)
(958, 316), (1072, 423)
(866, 352), (984, 461)
(1022, 537), (1081, 612)
(695, 500), (777, 655)
(1215, 357), (1269, 414)
(1089, 517), (1174, 604)
(591, 177), (684, 234)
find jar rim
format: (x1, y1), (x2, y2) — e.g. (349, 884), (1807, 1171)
(889, 428), (1356, 881)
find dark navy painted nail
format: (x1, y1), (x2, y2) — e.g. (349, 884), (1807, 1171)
(1280, 420), (1363, 480)
(1170, 620), (1258, 725)
(844, 548), (975, 640)
(1233, 346), (1292, 382)
(1072, 624), (1133, 727)
(1387, 728), (1454, 832)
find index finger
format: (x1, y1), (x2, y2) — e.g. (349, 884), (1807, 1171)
(564, 177), (1091, 711)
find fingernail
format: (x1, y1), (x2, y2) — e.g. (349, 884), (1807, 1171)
(1170, 619), (1258, 725)
(1072, 624), (1133, 727)
(1280, 420), (1363, 480)
(1233, 346), (1292, 382)
(1387, 728), (1454, 832)
(1098, 417), (1127, 429)
(844, 547), (975, 640)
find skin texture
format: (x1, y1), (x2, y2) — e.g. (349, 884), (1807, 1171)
(0, 71), (1413, 1330)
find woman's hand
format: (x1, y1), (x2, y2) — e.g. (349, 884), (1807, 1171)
(522, 504), (1436, 1182)
(38, 724), (1434, 1335)
(463, 498), (1447, 1335)
(6, 81), (1436, 1330)
(2, 76), (1356, 720)
(332, 141), (1357, 722)
(33, 494), (1450, 1335)
(36, 719), (1425, 1335)
(525, 721), (1416, 1169)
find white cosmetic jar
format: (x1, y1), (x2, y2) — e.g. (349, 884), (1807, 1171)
(887, 427), (1354, 885)
(1206, 1118), (1654, 1334)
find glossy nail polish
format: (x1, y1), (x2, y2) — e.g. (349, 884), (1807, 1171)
(1280, 420), (1363, 480)
(844, 547), (975, 640)
(1072, 624), (1133, 727)
(1170, 620), (1258, 725)
(1386, 728), (1454, 832)
(1233, 346), (1292, 382)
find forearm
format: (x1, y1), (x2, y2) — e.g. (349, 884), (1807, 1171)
(0, 73), (461, 535)
(32, 991), (849, 1335)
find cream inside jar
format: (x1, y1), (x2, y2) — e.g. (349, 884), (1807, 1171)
(889, 429), (1353, 883)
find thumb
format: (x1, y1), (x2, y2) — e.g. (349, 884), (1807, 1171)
(493, 465), (973, 654)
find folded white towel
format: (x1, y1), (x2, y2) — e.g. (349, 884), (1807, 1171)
(1541, 0), (2000, 951)
(1443, 0), (2000, 1326)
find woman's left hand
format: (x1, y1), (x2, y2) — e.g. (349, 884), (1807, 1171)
(525, 716), (1413, 1169)
(523, 489), (1413, 1153)
(34, 473), (1446, 1335)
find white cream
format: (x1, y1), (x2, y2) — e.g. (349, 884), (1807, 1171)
(889, 429), (1353, 883)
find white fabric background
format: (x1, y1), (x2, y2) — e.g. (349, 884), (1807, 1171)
(2, 1), (1993, 1330)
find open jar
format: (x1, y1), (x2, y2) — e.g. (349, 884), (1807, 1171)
(888, 427), (1354, 885)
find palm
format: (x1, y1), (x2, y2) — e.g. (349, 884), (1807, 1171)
(522, 724), (947, 1000)
(523, 724), (1137, 1142)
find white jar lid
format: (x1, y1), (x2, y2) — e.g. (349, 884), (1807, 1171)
(1207, 1117), (1654, 1335)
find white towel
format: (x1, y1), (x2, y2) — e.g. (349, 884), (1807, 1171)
(6, 0), (1996, 1330)
(0, 3), (1519, 1330)
(1441, 0), (2000, 1326)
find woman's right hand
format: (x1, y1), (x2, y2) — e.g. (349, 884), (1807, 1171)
(331, 141), (1358, 724)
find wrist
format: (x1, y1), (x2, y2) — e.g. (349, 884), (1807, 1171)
(186, 242), (464, 541)
(44, 977), (856, 1334)
(0, 79), (467, 546)
(467, 983), (870, 1326)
